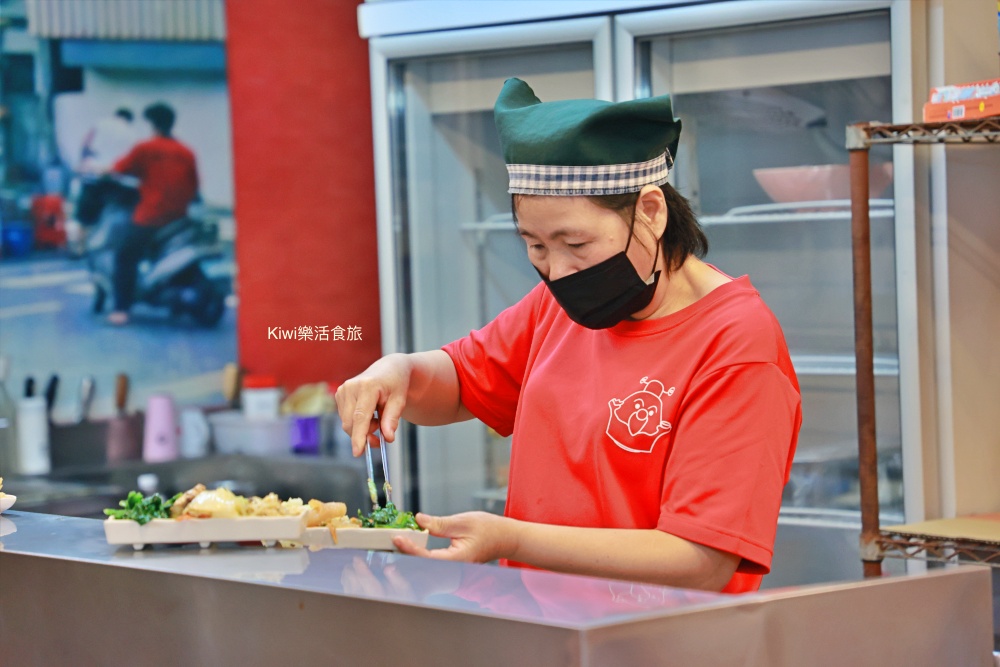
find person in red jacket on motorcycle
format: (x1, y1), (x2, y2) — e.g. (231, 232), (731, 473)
(107, 102), (199, 326)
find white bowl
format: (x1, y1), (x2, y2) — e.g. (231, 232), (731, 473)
(0, 494), (16, 513)
(753, 163), (893, 203)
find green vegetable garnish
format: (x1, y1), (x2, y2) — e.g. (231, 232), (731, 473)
(367, 477), (378, 506)
(357, 502), (419, 530)
(103, 490), (182, 525)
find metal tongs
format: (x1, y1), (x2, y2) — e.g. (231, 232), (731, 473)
(364, 410), (393, 510)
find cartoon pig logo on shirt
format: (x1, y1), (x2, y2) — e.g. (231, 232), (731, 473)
(606, 377), (674, 454)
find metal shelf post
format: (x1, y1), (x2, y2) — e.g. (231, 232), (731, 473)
(848, 118), (1000, 577)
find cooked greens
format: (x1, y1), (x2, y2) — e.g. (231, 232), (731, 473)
(104, 490), (182, 525)
(357, 502), (419, 530)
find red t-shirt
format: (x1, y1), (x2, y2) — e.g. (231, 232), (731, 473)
(113, 136), (198, 227)
(442, 274), (801, 594)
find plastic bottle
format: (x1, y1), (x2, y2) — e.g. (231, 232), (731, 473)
(16, 396), (50, 475)
(241, 375), (282, 421)
(0, 356), (18, 474)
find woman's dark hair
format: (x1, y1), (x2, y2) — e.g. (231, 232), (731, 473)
(591, 183), (708, 274)
(143, 102), (176, 135)
(512, 182), (708, 274)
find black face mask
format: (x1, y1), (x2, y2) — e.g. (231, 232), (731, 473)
(538, 232), (661, 330)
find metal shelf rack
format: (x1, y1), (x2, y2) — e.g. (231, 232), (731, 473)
(878, 522), (1000, 567)
(847, 117), (1000, 577)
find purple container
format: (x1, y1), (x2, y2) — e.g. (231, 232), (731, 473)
(290, 415), (321, 455)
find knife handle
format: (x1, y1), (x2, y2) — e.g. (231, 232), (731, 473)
(44, 374), (59, 417)
(222, 363), (241, 408)
(115, 373), (129, 414)
(79, 376), (96, 423)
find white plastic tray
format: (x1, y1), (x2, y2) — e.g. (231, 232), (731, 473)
(104, 513), (308, 550)
(296, 525), (429, 551)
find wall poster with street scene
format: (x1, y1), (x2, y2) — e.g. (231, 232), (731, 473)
(0, 0), (237, 424)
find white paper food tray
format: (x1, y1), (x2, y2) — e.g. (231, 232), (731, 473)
(296, 525), (429, 551)
(104, 513), (308, 550)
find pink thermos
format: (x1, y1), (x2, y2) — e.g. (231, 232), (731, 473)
(142, 394), (179, 462)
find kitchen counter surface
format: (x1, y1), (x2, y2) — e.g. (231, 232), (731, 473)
(0, 510), (995, 666)
(0, 510), (729, 627)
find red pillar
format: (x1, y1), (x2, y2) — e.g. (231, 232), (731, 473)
(225, 0), (381, 389)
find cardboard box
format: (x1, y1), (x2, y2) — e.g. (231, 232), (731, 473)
(922, 77), (1000, 122)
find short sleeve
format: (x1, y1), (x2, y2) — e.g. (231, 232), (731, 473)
(656, 362), (801, 574)
(441, 285), (544, 437)
(112, 145), (142, 177)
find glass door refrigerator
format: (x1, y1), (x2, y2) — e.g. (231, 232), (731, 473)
(366, 3), (918, 583)
(617, 1), (913, 584)
(368, 18), (613, 517)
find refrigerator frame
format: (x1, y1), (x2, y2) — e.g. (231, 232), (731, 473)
(367, 16), (615, 509)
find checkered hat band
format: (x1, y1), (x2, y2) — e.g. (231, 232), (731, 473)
(507, 151), (672, 195)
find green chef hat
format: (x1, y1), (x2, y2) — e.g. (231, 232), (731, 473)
(494, 78), (682, 196)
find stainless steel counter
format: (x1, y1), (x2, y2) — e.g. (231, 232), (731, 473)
(0, 511), (995, 666)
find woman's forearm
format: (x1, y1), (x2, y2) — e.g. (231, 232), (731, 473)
(506, 520), (739, 591)
(400, 350), (473, 426)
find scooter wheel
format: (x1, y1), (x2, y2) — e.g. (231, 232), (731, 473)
(192, 284), (225, 328)
(93, 285), (107, 313)
(191, 293), (226, 327)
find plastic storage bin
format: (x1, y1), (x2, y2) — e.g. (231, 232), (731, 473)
(208, 410), (290, 456)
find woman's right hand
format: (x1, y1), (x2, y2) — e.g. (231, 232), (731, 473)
(334, 353), (413, 456)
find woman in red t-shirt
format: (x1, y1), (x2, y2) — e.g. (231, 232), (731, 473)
(336, 78), (801, 593)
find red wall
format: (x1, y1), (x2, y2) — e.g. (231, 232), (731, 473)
(225, 0), (381, 390)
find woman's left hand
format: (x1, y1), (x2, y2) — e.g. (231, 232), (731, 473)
(393, 511), (518, 563)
